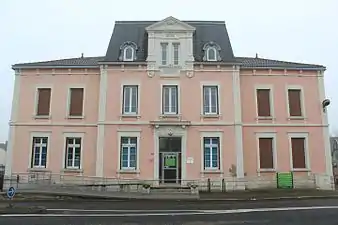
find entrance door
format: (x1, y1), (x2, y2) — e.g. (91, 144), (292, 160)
(159, 137), (181, 184)
(161, 153), (179, 184)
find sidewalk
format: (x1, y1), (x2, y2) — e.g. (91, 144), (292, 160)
(199, 189), (338, 201)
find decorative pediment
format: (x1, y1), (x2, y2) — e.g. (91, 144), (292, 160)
(146, 16), (195, 32)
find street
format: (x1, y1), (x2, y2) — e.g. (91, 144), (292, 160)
(1, 199), (338, 224)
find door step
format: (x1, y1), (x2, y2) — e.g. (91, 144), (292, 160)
(151, 186), (191, 193)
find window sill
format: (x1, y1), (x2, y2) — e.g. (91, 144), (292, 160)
(33, 115), (51, 120)
(120, 114), (141, 119)
(258, 168), (276, 173)
(287, 116), (306, 120)
(27, 167), (50, 172)
(159, 114), (180, 119)
(61, 168), (83, 173)
(201, 114), (221, 118)
(256, 116), (275, 121)
(201, 170), (223, 174)
(66, 115), (85, 119)
(118, 169), (140, 174)
(291, 168), (310, 172)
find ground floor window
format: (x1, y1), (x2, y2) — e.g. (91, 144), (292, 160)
(120, 137), (137, 169)
(203, 137), (220, 169)
(31, 137), (48, 168)
(65, 137), (82, 169)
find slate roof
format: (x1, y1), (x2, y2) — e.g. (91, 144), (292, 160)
(12, 56), (325, 70)
(12, 19), (326, 70)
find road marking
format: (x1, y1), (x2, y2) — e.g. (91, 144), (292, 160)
(2, 205), (338, 217)
(47, 209), (202, 212)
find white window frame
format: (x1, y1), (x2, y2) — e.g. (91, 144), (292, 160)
(161, 84), (179, 115)
(200, 82), (221, 116)
(206, 47), (217, 61)
(34, 85), (53, 118)
(285, 85), (306, 119)
(29, 132), (51, 169)
(254, 85), (275, 118)
(173, 43), (180, 65)
(122, 85), (139, 115)
(255, 132), (277, 174)
(288, 132), (310, 171)
(118, 131), (141, 171)
(120, 82), (141, 116)
(66, 85), (86, 118)
(123, 46), (134, 61)
(63, 132), (84, 170)
(161, 43), (168, 65)
(200, 131), (223, 172)
(202, 85), (219, 115)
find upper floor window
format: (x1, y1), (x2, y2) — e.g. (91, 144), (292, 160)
(119, 41), (138, 62)
(287, 88), (303, 117)
(203, 42), (221, 62)
(256, 89), (271, 117)
(203, 86), (219, 115)
(68, 88), (84, 117)
(173, 43), (180, 65)
(35, 88), (51, 117)
(122, 85), (138, 115)
(162, 85), (178, 114)
(161, 43), (168, 65)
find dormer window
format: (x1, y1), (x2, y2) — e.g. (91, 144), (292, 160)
(203, 42), (221, 62)
(119, 41), (138, 62)
(206, 47), (217, 61)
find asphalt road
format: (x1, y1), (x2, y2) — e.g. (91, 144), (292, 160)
(1, 199), (338, 224)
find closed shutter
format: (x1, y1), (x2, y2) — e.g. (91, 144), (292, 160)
(259, 138), (274, 169)
(257, 89), (271, 116)
(69, 88), (84, 116)
(36, 88), (51, 116)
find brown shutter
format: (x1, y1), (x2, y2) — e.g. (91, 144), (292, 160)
(259, 138), (274, 169)
(291, 137), (306, 168)
(288, 89), (302, 116)
(257, 89), (271, 116)
(69, 88), (84, 116)
(36, 88), (51, 116)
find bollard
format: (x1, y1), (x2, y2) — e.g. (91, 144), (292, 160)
(207, 178), (211, 193)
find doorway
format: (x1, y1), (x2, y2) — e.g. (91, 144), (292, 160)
(158, 137), (181, 184)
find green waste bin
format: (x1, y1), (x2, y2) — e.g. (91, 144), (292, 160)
(276, 172), (294, 189)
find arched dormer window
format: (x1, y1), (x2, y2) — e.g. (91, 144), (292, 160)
(203, 42), (221, 62)
(119, 41), (138, 61)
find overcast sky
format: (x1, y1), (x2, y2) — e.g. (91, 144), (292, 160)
(0, 0), (337, 142)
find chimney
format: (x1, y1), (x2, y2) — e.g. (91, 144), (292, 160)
(255, 53), (258, 58)
(81, 53), (84, 58)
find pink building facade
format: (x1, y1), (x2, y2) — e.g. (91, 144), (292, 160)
(7, 17), (333, 190)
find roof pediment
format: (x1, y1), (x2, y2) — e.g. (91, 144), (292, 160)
(146, 16), (195, 32)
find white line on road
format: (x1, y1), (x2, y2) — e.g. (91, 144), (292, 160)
(2, 205), (338, 217)
(47, 209), (202, 212)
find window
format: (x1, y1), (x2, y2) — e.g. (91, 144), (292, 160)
(123, 85), (138, 114)
(69, 88), (84, 117)
(65, 137), (82, 169)
(173, 43), (179, 65)
(256, 89), (271, 117)
(120, 137), (137, 170)
(291, 137), (306, 169)
(31, 137), (48, 168)
(36, 88), (51, 116)
(258, 137), (274, 169)
(203, 137), (220, 169)
(123, 46), (134, 61)
(161, 43), (168, 65)
(207, 47), (217, 61)
(203, 86), (219, 114)
(288, 89), (302, 117)
(162, 85), (178, 114)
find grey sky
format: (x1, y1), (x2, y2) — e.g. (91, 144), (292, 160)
(1, 0), (337, 141)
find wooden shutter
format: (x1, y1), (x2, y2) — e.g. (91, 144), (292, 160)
(257, 89), (271, 116)
(291, 137), (306, 168)
(288, 89), (302, 116)
(36, 88), (51, 116)
(69, 88), (84, 116)
(259, 138), (274, 169)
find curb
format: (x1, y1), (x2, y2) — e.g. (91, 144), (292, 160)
(198, 195), (338, 201)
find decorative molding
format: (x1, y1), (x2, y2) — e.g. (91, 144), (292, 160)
(186, 71), (194, 78)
